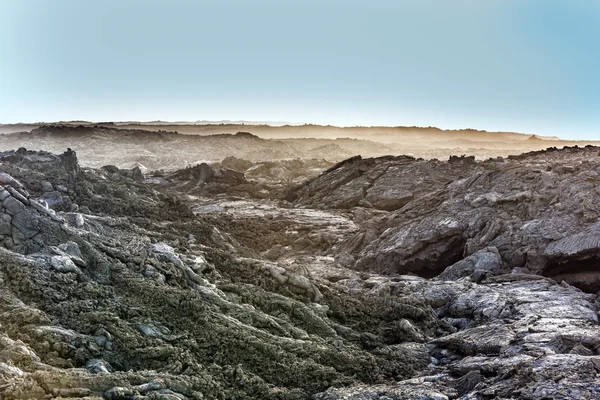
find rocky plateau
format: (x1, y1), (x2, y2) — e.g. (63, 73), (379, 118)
(0, 133), (599, 399)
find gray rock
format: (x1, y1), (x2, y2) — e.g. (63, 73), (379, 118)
(52, 241), (86, 266)
(438, 247), (502, 281)
(7, 187), (29, 205)
(0, 173), (23, 188)
(86, 359), (111, 374)
(58, 241), (84, 259)
(136, 323), (170, 337)
(131, 166), (145, 181)
(11, 210), (40, 240)
(432, 323), (516, 355)
(41, 191), (66, 209)
(40, 181), (54, 192)
(150, 242), (184, 267)
(0, 214), (12, 235)
(3, 196), (26, 216)
(74, 213), (84, 227)
(3, 236), (13, 249)
(196, 163), (214, 183)
(50, 256), (79, 272)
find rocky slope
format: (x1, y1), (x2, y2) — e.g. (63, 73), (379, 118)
(1, 144), (600, 399)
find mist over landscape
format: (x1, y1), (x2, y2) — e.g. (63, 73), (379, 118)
(2, 1), (600, 400)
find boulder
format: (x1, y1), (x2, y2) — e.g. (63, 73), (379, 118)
(438, 247), (502, 281)
(49, 256), (79, 273)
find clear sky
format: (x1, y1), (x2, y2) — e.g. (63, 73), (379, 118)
(0, 0), (598, 139)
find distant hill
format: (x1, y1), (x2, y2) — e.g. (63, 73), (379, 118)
(0, 122), (597, 165)
(0, 121), (551, 141)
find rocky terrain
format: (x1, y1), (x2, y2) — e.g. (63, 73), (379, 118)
(0, 125), (387, 170)
(0, 140), (600, 399)
(1, 123), (598, 167)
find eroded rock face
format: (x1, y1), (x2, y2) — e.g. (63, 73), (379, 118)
(289, 146), (600, 287)
(270, 146), (600, 398)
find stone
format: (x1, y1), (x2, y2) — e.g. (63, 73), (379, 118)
(0, 173), (23, 188)
(40, 181), (54, 192)
(131, 166), (145, 181)
(52, 242), (86, 266)
(136, 323), (170, 337)
(432, 323), (516, 355)
(41, 191), (66, 209)
(11, 210), (40, 240)
(150, 242), (184, 267)
(438, 247), (502, 281)
(86, 359), (111, 374)
(74, 213), (84, 227)
(50, 256), (79, 272)
(7, 187), (29, 205)
(0, 214), (12, 235)
(2, 196), (26, 215)
(58, 241), (84, 259)
(1, 145), (600, 399)
(3, 236), (13, 249)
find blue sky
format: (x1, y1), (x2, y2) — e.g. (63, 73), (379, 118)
(0, 0), (599, 139)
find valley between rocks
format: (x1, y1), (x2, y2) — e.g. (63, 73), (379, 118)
(1, 144), (600, 399)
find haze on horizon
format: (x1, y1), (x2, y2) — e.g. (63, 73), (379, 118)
(1, 0), (599, 140)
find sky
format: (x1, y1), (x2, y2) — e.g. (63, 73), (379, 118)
(0, 0), (599, 139)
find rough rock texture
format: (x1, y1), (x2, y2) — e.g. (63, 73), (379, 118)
(0, 149), (443, 399)
(270, 146), (600, 398)
(0, 125), (387, 169)
(2, 145), (600, 399)
(288, 147), (600, 288)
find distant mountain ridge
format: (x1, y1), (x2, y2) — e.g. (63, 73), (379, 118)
(0, 120), (560, 140)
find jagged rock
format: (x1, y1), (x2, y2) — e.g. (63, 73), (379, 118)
(221, 155), (254, 171)
(3, 196), (26, 215)
(57, 241), (85, 263)
(86, 358), (111, 374)
(194, 163), (214, 183)
(49, 255), (79, 272)
(51, 244), (85, 266)
(438, 247), (502, 281)
(11, 210), (40, 241)
(0, 173), (23, 188)
(450, 370), (484, 396)
(151, 242), (184, 267)
(432, 323), (516, 355)
(41, 191), (68, 209)
(131, 166), (145, 181)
